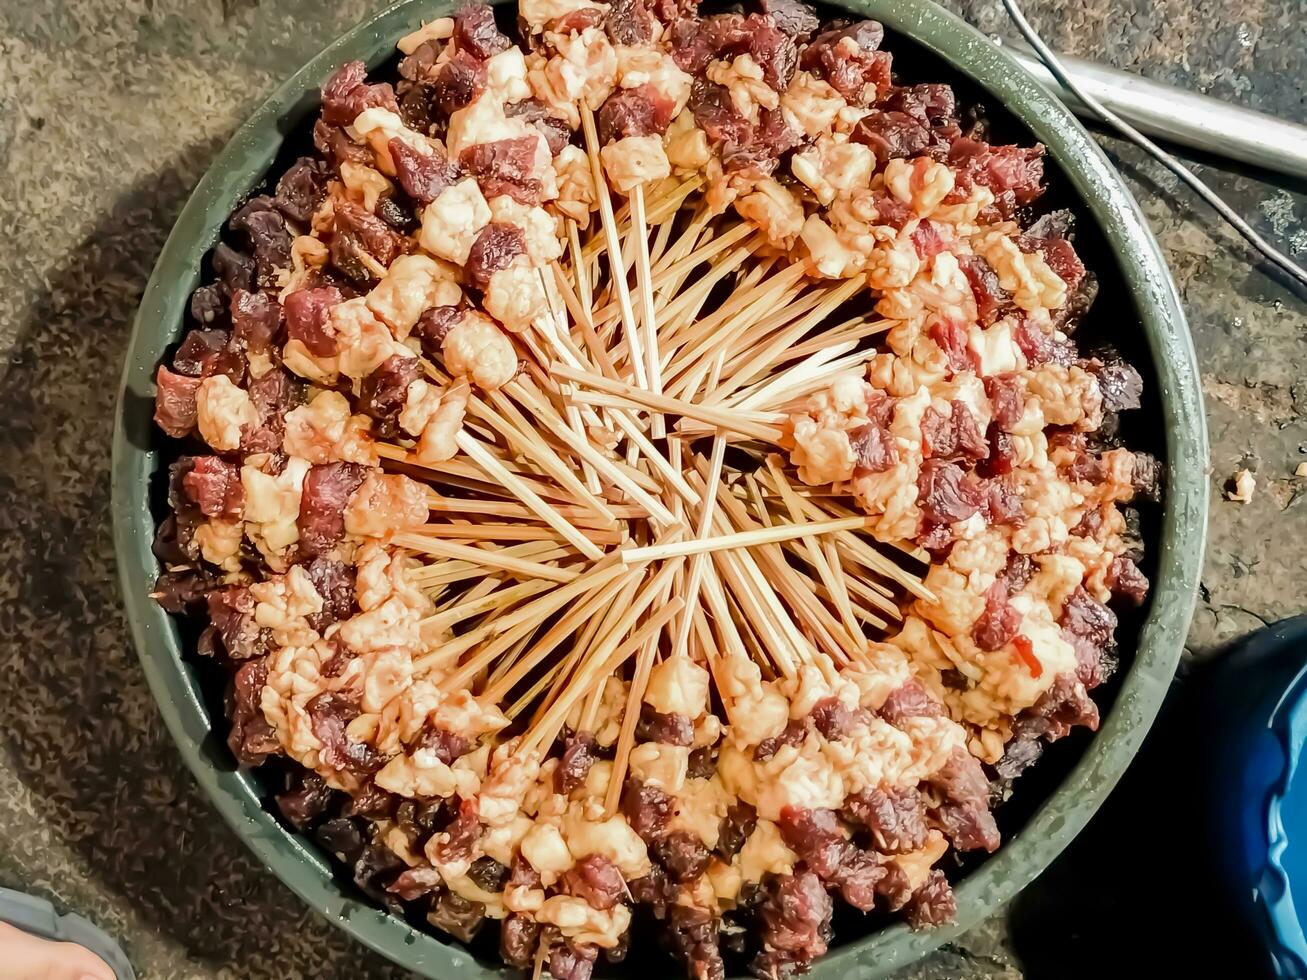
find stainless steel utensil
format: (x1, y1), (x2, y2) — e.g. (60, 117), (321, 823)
(997, 0), (1307, 289)
(1001, 38), (1307, 181)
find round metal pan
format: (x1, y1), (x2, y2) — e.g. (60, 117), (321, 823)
(112, 0), (1208, 974)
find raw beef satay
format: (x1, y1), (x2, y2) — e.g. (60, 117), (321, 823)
(280, 282), (474, 465)
(594, 83), (677, 194)
(148, 14), (1157, 977)
(526, 21), (617, 129)
(521, 0), (609, 35)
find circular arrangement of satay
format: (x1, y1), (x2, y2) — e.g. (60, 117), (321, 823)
(150, 2), (1158, 977)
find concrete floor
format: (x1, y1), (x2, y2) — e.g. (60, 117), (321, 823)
(0, 0), (1303, 977)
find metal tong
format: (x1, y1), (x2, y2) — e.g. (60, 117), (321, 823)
(997, 0), (1307, 288)
(1000, 38), (1307, 182)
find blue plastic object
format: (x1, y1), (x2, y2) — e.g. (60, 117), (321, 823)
(1210, 615), (1307, 979)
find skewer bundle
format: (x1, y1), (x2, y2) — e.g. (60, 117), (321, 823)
(387, 162), (927, 747)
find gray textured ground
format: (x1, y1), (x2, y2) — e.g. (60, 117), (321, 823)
(0, 1), (1303, 977)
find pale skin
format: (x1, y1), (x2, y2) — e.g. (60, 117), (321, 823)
(0, 922), (114, 980)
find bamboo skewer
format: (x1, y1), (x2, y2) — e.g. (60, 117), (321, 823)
(457, 432), (606, 561)
(555, 364), (786, 444)
(824, 535), (872, 637)
(580, 176), (703, 266)
(579, 105), (650, 392)
(720, 475), (867, 664)
(707, 288), (840, 385)
(654, 222), (753, 288)
(713, 350), (879, 418)
(629, 185), (666, 439)
(482, 565), (640, 703)
(421, 579), (555, 634)
(762, 469), (865, 645)
(411, 522), (622, 544)
(602, 585), (682, 815)
(577, 669), (608, 733)
(567, 220), (593, 316)
(692, 471), (825, 674)
(377, 443), (574, 504)
(671, 278), (840, 402)
(434, 558), (631, 689)
(505, 659), (567, 721)
(409, 538), (565, 570)
(505, 379), (678, 527)
(475, 337), (606, 506)
(526, 571), (643, 729)
(417, 584), (574, 677)
(737, 486), (867, 663)
(756, 462), (934, 602)
(439, 573), (504, 610)
(709, 544), (799, 678)
(536, 272), (603, 497)
(632, 245), (737, 353)
(601, 407), (700, 509)
(620, 514), (870, 563)
(425, 492), (644, 525)
(519, 559), (684, 753)
(832, 568), (899, 620)
(713, 278), (867, 402)
(410, 548), (575, 590)
(589, 228), (752, 351)
(741, 477), (860, 645)
(479, 382), (615, 520)
(779, 315), (889, 363)
(395, 534), (580, 583)
(551, 262), (621, 382)
(669, 430), (727, 660)
(648, 205), (677, 268)
(662, 263), (808, 387)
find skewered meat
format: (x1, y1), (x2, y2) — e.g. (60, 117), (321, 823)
(149, 10), (1153, 978)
